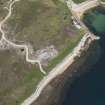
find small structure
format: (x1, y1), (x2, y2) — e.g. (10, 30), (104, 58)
(34, 45), (58, 66)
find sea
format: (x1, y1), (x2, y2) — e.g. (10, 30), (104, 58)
(62, 6), (105, 105)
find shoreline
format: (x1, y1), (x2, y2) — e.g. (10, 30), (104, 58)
(0, 0), (101, 105)
(22, 32), (99, 105)
(22, 1), (104, 104)
(31, 39), (101, 105)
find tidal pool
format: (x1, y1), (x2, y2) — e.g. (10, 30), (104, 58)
(83, 6), (105, 34)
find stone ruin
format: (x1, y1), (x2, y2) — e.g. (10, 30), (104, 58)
(34, 45), (58, 67)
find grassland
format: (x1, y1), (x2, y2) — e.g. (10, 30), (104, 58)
(0, 0), (84, 105)
(101, 0), (105, 2)
(0, 0), (8, 23)
(73, 0), (86, 3)
(5, 0), (76, 51)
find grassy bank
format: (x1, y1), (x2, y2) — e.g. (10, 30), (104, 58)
(10, 29), (84, 105)
(46, 29), (84, 72)
(0, 0), (85, 105)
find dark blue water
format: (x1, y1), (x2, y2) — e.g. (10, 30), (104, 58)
(62, 7), (105, 105)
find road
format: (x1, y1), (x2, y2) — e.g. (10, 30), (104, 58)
(22, 32), (99, 105)
(0, 0), (100, 105)
(66, 0), (99, 17)
(21, 0), (100, 105)
(0, 0), (46, 75)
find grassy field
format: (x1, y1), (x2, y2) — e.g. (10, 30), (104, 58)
(101, 0), (105, 2)
(0, 0), (84, 105)
(0, 0), (8, 22)
(46, 29), (84, 72)
(73, 0), (86, 3)
(5, 0), (74, 51)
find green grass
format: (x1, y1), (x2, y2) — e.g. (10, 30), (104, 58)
(0, 0), (85, 105)
(73, 0), (86, 3)
(9, 29), (84, 105)
(46, 29), (85, 72)
(10, 69), (44, 105)
(6, 0), (73, 50)
(101, 0), (105, 2)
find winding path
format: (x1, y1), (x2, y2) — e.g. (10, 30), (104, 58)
(21, 1), (100, 105)
(21, 32), (99, 105)
(0, 0), (46, 75)
(0, 0), (100, 105)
